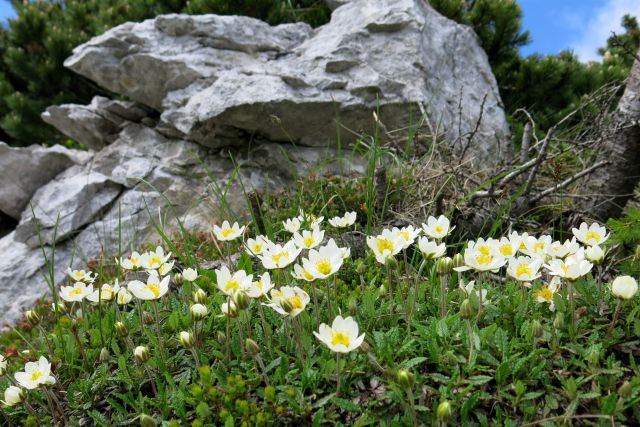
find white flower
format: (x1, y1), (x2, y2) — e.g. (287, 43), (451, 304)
(258, 241), (302, 269)
(157, 261), (174, 277)
(182, 268), (198, 282)
(246, 272), (274, 298)
(1, 386), (24, 406)
(301, 241), (344, 280)
(506, 256), (543, 282)
(86, 282), (120, 303)
(421, 215), (454, 239)
(457, 240), (506, 272)
(535, 277), (561, 311)
(245, 235), (272, 256)
(585, 245), (605, 264)
(213, 220), (246, 241)
(139, 246), (171, 270)
(14, 356), (56, 390)
(520, 235), (553, 259)
(66, 269), (96, 283)
(611, 276), (638, 300)
(291, 264), (316, 282)
(215, 266), (253, 296)
(283, 217), (302, 233)
(313, 315), (365, 353)
(458, 279), (488, 303)
(117, 251), (142, 270)
(393, 225), (421, 249)
(545, 238), (580, 259)
(221, 300), (238, 317)
(128, 273), (171, 300)
(366, 229), (404, 264)
(417, 236), (446, 259)
(265, 286), (310, 318)
(328, 211), (357, 228)
(495, 232), (521, 258)
(293, 226), (325, 250)
(0, 355), (6, 376)
(324, 238), (350, 259)
(572, 222), (609, 247)
(59, 282), (94, 302)
(545, 250), (593, 280)
(116, 287), (133, 305)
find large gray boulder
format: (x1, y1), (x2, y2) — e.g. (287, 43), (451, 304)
(0, 142), (92, 219)
(64, 0), (510, 162)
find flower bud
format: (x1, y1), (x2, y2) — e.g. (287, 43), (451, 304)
(172, 273), (184, 286)
(183, 268), (199, 282)
(585, 245), (604, 265)
(611, 275), (638, 300)
(115, 321), (129, 337)
(139, 414), (157, 427)
(385, 255), (398, 269)
(51, 301), (68, 314)
(378, 284), (387, 298)
(452, 253), (465, 269)
(459, 299), (474, 319)
(216, 331), (226, 343)
(179, 331), (195, 349)
(280, 298), (294, 314)
(25, 310), (40, 326)
(245, 338), (260, 356)
(2, 386), (24, 407)
(222, 301), (238, 318)
(190, 304), (209, 321)
(618, 380), (632, 398)
(396, 369), (414, 388)
(233, 291), (250, 310)
(99, 347), (110, 363)
(530, 320), (543, 338)
(193, 288), (207, 304)
(437, 257), (453, 275)
(355, 260), (366, 275)
(553, 312), (565, 331)
(134, 346), (150, 364)
(437, 400), (453, 422)
(348, 298), (358, 316)
(142, 311), (155, 325)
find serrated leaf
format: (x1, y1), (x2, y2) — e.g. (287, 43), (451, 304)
(400, 357), (427, 369)
(468, 375), (493, 385)
(332, 397), (360, 412)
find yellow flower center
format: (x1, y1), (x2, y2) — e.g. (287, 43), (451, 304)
(221, 228), (234, 237)
(400, 231), (410, 241)
(149, 256), (162, 267)
(304, 270), (313, 280)
(478, 245), (491, 255)
(252, 243), (263, 253)
(272, 251), (288, 265)
(537, 286), (553, 302)
(534, 242), (545, 252)
(145, 284), (161, 298)
(561, 264), (569, 274)
(30, 370), (44, 382)
(303, 237), (315, 247)
(475, 253), (493, 265)
(316, 260), (332, 275)
(70, 288), (84, 296)
(516, 262), (532, 277)
(585, 231), (601, 243)
(435, 225), (444, 234)
(225, 280), (239, 292)
(377, 238), (394, 253)
(499, 244), (513, 256)
(289, 295), (303, 310)
(74, 272), (83, 279)
(331, 331), (351, 347)
(131, 257), (139, 265)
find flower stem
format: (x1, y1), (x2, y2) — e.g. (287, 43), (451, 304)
(608, 299), (622, 333)
(190, 348), (201, 368)
(568, 280), (576, 340)
(153, 300), (165, 358)
(226, 297), (231, 362)
(440, 274), (448, 318)
(23, 402), (41, 426)
(336, 352), (341, 397)
(405, 386), (418, 427)
(311, 282), (320, 329)
(257, 302), (272, 349)
(465, 319), (474, 365)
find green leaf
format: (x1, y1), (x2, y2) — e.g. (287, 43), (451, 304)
(332, 397), (361, 412)
(400, 357), (427, 369)
(468, 375), (493, 385)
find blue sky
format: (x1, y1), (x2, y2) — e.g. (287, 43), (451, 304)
(1, 0), (639, 62)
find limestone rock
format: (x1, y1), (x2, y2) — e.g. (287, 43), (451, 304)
(0, 142), (92, 219)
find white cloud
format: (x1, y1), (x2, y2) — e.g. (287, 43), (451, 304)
(570, 0), (640, 62)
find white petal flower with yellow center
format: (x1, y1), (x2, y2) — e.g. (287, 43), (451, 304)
(506, 256), (543, 282)
(544, 250), (593, 280)
(313, 315), (365, 353)
(116, 287), (133, 305)
(328, 211), (357, 228)
(291, 263), (316, 282)
(535, 277), (561, 311)
(157, 261), (174, 277)
(117, 251), (142, 271)
(457, 241), (506, 272)
(301, 241), (344, 280)
(496, 232), (521, 258)
(60, 282), (94, 302)
(520, 235), (552, 259)
(128, 273), (170, 300)
(140, 246), (171, 270)
(421, 215), (454, 240)
(86, 282), (120, 303)
(246, 272), (274, 299)
(572, 222), (609, 247)
(293, 226), (325, 250)
(324, 238), (350, 259)
(66, 268), (96, 283)
(259, 241), (301, 269)
(283, 217), (302, 233)
(14, 356), (56, 390)
(265, 286), (310, 318)
(215, 266), (253, 296)
(545, 238), (580, 259)
(417, 236), (446, 259)
(393, 225), (421, 249)
(245, 235), (272, 256)
(213, 220), (246, 241)
(366, 229), (404, 264)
